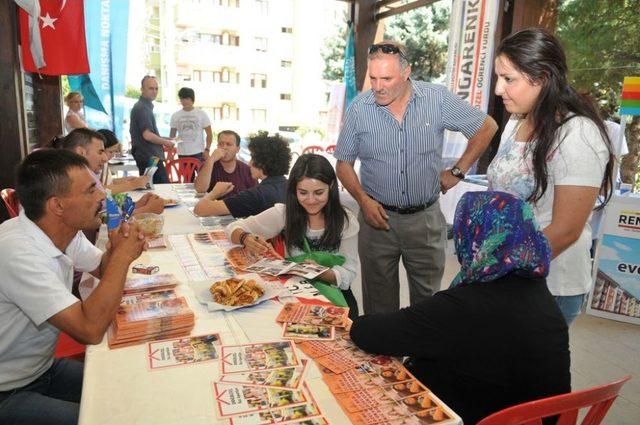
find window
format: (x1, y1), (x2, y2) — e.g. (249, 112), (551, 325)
(280, 93), (291, 100)
(199, 33), (214, 44)
(254, 37), (268, 52)
(281, 27), (292, 34)
(252, 109), (267, 123)
(213, 71), (221, 83)
(280, 60), (292, 68)
(221, 68), (230, 83)
(193, 70), (201, 81)
(201, 71), (214, 82)
(218, 0), (240, 7)
(213, 34), (222, 45)
(214, 103), (240, 121)
(254, 0), (268, 15)
(251, 73), (267, 89)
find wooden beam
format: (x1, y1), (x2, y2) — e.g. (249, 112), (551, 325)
(0, 1), (26, 193)
(375, 0), (438, 21)
(354, 0), (378, 91)
(32, 75), (63, 147)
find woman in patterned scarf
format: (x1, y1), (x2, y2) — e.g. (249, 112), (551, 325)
(350, 191), (570, 424)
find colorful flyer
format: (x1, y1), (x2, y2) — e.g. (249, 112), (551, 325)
(314, 349), (360, 374)
(220, 341), (300, 374)
(228, 384), (323, 425)
(147, 333), (221, 369)
(276, 302), (349, 327)
(213, 383), (307, 418)
(281, 323), (335, 341)
(121, 289), (177, 306)
(219, 361), (308, 390)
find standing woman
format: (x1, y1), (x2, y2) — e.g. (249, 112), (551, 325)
(64, 92), (88, 134)
(487, 28), (614, 325)
(226, 154), (360, 318)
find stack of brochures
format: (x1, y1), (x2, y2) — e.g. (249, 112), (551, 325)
(108, 274), (194, 349)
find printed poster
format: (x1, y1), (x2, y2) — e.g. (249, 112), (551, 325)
(588, 195), (640, 324)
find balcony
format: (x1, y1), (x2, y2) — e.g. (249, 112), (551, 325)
(175, 4), (242, 31)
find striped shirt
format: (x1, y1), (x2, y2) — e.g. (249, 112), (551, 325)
(334, 80), (486, 207)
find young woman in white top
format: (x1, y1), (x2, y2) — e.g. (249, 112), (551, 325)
(64, 92), (88, 134)
(226, 154), (360, 318)
(487, 28), (614, 325)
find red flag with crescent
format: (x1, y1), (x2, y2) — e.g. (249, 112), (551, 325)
(18, 0), (90, 75)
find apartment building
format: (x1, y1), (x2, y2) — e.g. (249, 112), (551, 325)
(142, 0), (347, 138)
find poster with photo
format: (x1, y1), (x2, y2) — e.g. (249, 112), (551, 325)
(147, 333), (221, 369)
(588, 196), (640, 325)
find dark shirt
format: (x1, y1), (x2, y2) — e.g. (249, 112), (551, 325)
(208, 160), (258, 197)
(130, 97), (163, 160)
(223, 175), (287, 218)
(350, 275), (571, 425)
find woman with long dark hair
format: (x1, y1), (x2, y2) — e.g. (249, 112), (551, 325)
(226, 154), (359, 317)
(487, 27), (614, 325)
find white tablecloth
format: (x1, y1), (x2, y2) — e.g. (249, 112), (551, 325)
(78, 185), (354, 425)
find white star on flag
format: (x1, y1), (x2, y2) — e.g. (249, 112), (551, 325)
(39, 12), (57, 29)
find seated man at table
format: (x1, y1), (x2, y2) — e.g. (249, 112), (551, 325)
(55, 128), (165, 216)
(193, 130), (257, 196)
(194, 134), (291, 218)
(350, 191), (570, 424)
(0, 149), (147, 425)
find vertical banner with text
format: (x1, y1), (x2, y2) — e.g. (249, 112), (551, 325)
(442, 0), (499, 161)
(69, 0), (129, 140)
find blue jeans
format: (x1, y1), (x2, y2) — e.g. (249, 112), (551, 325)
(554, 294), (586, 326)
(0, 358), (83, 425)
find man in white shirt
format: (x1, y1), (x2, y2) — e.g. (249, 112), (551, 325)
(169, 87), (213, 164)
(0, 149), (146, 425)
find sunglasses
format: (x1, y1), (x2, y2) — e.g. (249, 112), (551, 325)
(369, 43), (408, 61)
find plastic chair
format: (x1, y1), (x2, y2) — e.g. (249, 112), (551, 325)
(1, 188), (20, 218)
(325, 144), (336, 154)
(166, 158), (201, 183)
(477, 375), (631, 425)
(54, 332), (85, 360)
(302, 145), (325, 155)
(163, 145), (177, 162)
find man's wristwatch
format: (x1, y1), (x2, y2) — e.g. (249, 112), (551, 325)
(450, 166), (465, 180)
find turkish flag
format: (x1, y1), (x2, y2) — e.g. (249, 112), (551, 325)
(18, 0), (89, 75)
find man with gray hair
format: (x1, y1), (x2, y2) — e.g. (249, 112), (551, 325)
(335, 41), (498, 314)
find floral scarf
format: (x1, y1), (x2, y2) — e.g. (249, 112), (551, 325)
(450, 191), (551, 287)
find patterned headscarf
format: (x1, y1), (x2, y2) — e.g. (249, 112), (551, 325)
(451, 191), (551, 287)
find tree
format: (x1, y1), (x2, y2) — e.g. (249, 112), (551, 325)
(321, 5), (450, 83)
(383, 4), (449, 82)
(125, 85), (141, 99)
(558, 0), (640, 188)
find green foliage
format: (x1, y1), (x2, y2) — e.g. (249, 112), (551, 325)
(125, 85), (141, 99)
(384, 5), (450, 82)
(61, 76), (70, 97)
(558, 0), (640, 186)
(321, 11), (348, 81)
(321, 5), (450, 83)
(296, 126), (326, 140)
(558, 0), (640, 119)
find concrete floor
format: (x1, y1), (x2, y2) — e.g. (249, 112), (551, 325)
(348, 238), (640, 423)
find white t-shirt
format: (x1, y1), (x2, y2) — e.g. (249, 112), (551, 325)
(487, 115), (610, 296)
(64, 109), (86, 134)
(226, 203), (360, 290)
(0, 212), (102, 390)
(169, 108), (212, 155)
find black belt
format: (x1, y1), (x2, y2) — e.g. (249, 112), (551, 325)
(376, 198), (437, 215)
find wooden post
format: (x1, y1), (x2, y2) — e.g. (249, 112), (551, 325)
(0, 1), (26, 196)
(32, 74), (63, 147)
(353, 0), (378, 91)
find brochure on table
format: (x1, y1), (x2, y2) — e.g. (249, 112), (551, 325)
(588, 195), (640, 325)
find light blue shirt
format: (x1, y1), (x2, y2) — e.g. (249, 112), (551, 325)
(335, 80), (486, 207)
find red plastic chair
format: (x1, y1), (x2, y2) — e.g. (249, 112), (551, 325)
(166, 158), (201, 183)
(325, 144), (336, 154)
(1, 188), (20, 218)
(163, 145), (177, 162)
(477, 375), (631, 425)
(302, 145), (325, 155)
(54, 332), (85, 360)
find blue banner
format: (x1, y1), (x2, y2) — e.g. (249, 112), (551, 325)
(69, 0), (130, 140)
(343, 22), (357, 108)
